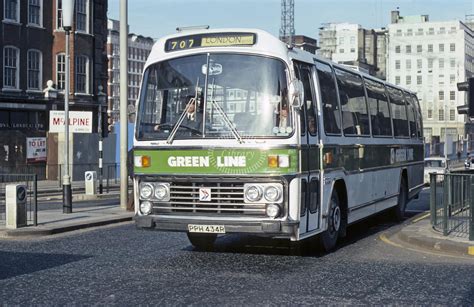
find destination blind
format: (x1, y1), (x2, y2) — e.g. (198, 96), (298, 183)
(165, 33), (256, 52)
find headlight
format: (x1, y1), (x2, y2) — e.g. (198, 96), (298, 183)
(140, 201), (152, 215)
(266, 203), (281, 218)
(154, 183), (170, 201)
(140, 183), (154, 199)
(264, 186), (281, 202)
(245, 185), (263, 202)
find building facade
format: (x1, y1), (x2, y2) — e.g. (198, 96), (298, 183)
(318, 23), (387, 79)
(107, 19), (154, 123)
(0, 0), (108, 178)
(387, 11), (474, 148)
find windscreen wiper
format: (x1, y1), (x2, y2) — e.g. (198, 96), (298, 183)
(208, 79), (243, 144)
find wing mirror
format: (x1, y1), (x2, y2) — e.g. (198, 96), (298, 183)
(289, 79), (304, 109)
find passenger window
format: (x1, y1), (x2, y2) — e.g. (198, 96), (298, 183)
(315, 61), (341, 134)
(364, 78), (392, 137)
(294, 62), (317, 136)
(334, 68), (370, 136)
(404, 92), (418, 138)
(412, 94), (424, 139)
(387, 86), (410, 137)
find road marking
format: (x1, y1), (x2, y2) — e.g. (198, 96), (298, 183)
(411, 212), (430, 223)
(379, 233), (473, 260)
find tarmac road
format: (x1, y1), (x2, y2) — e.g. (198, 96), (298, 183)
(0, 197), (473, 305)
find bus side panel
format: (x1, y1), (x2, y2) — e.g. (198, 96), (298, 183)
(373, 168), (401, 213)
(407, 162), (424, 198)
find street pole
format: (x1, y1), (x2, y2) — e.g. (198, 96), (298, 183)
(98, 105), (103, 194)
(120, 0), (128, 209)
(62, 0), (74, 213)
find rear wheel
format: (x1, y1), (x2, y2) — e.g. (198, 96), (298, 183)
(318, 191), (343, 252)
(187, 233), (217, 251)
(392, 176), (408, 221)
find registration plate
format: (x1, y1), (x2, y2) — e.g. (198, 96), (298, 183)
(188, 224), (226, 234)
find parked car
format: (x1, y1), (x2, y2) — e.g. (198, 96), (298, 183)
(424, 157), (447, 185)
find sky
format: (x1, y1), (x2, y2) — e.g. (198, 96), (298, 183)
(108, 0), (474, 40)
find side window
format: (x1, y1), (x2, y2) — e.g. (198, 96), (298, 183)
(412, 94), (424, 139)
(293, 63), (305, 136)
(334, 68), (370, 136)
(387, 86), (409, 137)
(404, 92), (418, 138)
(315, 61), (341, 134)
(364, 78), (392, 137)
(294, 62), (317, 136)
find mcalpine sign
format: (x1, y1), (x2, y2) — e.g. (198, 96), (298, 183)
(49, 111), (93, 133)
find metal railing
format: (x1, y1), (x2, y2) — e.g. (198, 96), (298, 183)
(430, 173), (474, 240)
(0, 174), (37, 227)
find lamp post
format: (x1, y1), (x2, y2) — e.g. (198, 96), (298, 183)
(62, 0), (75, 213)
(97, 86), (106, 194)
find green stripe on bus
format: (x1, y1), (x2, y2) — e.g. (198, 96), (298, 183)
(134, 148), (299, 175)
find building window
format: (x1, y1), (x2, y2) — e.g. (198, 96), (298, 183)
(56, 0), (62, 29)
(395, 45), (401, 53)
(417, 28), (423, 36)
(75, 55), (88, 93)
(27, 50), (42, 90)
(396, 29), (402, 36)
(395, 76), (400, 85)
(339, 49), (344, 53)
(417, 75), (422, 85)
(339, 37), (344, 44)
(439, 27), (446, 34)
(439, 109), (444, 121)
(450, 43), (455, 52)
(417, 45), (422, 53)
(350, 48), (355, 53)
(439, 91), (444, 100)
(28, 0), (42, 26)
(350, 36), (355, 44)
(406, 59), (411, 70)
(450, 109), (455, 121)
(3, 46), (19, 88)
(4, 0), (19, 22)
(428, 58), (433, 69)
(428, 44), (433, 52)
(76, 0), (88, 32)
(406, 29), (413, 36)
(450, 91), (455, 100)
(56, 53), (65, 90)
(395, 60), (400, 70)
(406, 75), (411, 85)
(428, 27), (434, 35)
(417, 59), (422, 69)
(428, 109), (433, 119)
(450, 58), (455, 68)
(439, 58), (444, 69)
(439, 44), (444, 52)
(450, 74), (456, 84)
(406, 45), (411, 54)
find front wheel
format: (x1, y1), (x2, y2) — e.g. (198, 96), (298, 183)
(187, 233), (217, 251)
(317, 191), (343, 252)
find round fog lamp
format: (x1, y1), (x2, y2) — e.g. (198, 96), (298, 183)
(264, 186), (281, 202)
(245, 185), (263, 202)
(266, 204), (281, 218)
(154, 184), (168, 200)
(140, 201), (153, 215)
(140, 183), (153, 199)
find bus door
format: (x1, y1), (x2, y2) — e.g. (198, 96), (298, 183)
(294, 62), (320, 234)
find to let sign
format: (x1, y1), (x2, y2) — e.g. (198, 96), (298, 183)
(49, 111), (93, 133)
(26, 137), (47, 163)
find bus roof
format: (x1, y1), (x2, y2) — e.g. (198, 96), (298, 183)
(145, 27), (416, 96)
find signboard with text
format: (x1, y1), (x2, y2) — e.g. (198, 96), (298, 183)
(26, 137), (47, 163)
(49, 111), (93, 133)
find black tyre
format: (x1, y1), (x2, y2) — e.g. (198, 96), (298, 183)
(318, 191), (343, 252)
(393, 176), (408, 221)
(187, 233), (217, 251)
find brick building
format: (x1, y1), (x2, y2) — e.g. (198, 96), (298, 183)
(0, 0), (108, 178)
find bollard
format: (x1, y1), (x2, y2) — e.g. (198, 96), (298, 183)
(85, 171), (97, 195)
(5, 184), (27, 229)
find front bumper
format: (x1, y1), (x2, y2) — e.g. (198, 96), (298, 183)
(134, 215), (299, 238)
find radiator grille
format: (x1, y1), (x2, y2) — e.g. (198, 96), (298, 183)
(152, 181), (267, 217)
